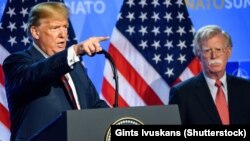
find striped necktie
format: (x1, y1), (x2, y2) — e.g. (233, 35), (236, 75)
(61, 75), (78, 109)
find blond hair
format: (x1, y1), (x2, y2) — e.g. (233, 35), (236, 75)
(27, 2), (69, 37)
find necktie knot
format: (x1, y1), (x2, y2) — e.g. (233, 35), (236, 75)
(215, 79), (222, 87)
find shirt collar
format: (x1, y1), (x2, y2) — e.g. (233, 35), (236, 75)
(204, 73), (227, 88)
(33, 42), (49, 58)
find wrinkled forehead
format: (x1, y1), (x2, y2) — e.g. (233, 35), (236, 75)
(201, 33), (227, 47)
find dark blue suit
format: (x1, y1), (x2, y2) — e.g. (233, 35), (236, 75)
(3, 46), (109, 141)
(169, 73), (250, 125)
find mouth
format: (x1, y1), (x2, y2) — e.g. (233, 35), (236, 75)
(57, 41), (66, 48)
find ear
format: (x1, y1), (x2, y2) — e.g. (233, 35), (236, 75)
(226, 47), (232, 59)
(30, 26), (39, 39)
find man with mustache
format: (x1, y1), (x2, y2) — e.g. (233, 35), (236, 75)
(169, 25), (250, 125)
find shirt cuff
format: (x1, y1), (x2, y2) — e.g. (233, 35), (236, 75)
(67, 45), (80, 68)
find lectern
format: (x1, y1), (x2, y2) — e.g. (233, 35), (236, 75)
(29, 105), (181, 141)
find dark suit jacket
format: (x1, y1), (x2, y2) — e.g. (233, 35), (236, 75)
(169, 73), (250, 125)
(3, 46), (109, 141)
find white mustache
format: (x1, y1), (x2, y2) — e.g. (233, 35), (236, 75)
(208, 59), (222, 65)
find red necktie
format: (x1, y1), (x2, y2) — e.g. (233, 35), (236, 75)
(215, 80), (229, 125)
(61, 76), (78, 109)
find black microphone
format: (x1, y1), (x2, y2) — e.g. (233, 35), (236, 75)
(98, 50), (119, 108)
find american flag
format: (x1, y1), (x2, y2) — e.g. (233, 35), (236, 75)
(0, 0), (77, 140)
(101, 0), (201, 107)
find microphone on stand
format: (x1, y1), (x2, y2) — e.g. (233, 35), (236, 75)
(97, 50), (119, 108)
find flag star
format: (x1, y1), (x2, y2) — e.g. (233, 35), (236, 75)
(139, 40), (148, 50)
(176, 0), (184, 8)
(21, 22), (28, 32)
(151, 0), (160, 7)
(151, 26), (160, 36)
(176, 26), (186, 36)
(191, 40), (195, 48)
(152, 53), (161, 64)
(21, 36), (30, 46)
(8, 36), (17, 46)
(139, 0), (147, 8)
(68, 37), (77, 42)
(177, 40), (187, 50)
(73, 37), (78, 42)
(151, 12), (160, 22)
(118, 12), (123, 20)
(139, 12), (147, 22)
(7, 21), (17, 32)
(164, 26), (173, 36)
(164, 54), (174, 64)
(0, 22), (3, 29)
(126, 25), (135, 35)
(67, 37), (70, 42)
(164, 12), (172, 22)
(20, 7), (29, 17)
(177, 54), (186, 64)
(164, 40), (173, 49)
(0, 3), (5, 13)
(126, 0), (135, 8)
(165, 67), (174, 77)
(176, 12), (185, 22)
(151, 40), (161, 50)
(139, 26), (148, 36)
(6, 7), (16, 18)
(126, 12), (135, 22)
(163, 0), (172, 8)
(189, 26), (195, 34)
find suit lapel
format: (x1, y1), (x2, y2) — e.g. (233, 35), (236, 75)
(193, 73), (222, 124)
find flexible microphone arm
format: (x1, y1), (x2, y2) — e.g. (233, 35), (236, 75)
(98, 50), (119, 108)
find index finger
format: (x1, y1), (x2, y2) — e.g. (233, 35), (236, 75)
(96, 36), (109, 42)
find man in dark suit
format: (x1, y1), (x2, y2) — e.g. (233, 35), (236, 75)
(169, 25), (250, 125)
(3, 2), (109, 141)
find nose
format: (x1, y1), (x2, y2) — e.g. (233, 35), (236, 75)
(58, 27), (68, 38)
(210, 49), (219, 59)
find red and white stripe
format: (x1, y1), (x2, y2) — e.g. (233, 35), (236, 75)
(101, 28), (201, 107)
(0, 44), (11, 141)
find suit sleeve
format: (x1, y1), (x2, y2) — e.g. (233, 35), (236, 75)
(3, 50), (72, 103)
(169, 86), (186, 124)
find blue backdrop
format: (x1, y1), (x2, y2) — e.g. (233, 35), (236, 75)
(1, 0), (250, 94)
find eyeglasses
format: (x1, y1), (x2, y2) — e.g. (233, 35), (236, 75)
(201, 47), (228, 57)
